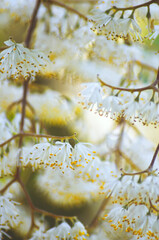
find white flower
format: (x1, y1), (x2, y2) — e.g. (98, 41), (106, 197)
(71, 221), (88, 240)
(0, 39), (50, 81)
(46, 222), (71, 240)
(0, 112), (13, 144)
(141, 175), (159, 201)
(29, 226), (46, 240)
(90, 8), (141, 40)
(53, 141), (73, 169)
(152, 217), (159, 235)
(149, 25), (159, 40)
(90, 9), (112, 28)
(79, 83), (103, 111)
(73, 142), (96, 165)
(139, 101), (158, 125)
(0, 147), (18, 177)
(22, 143), (56, 170)
(0, 193), (20, 228)
(97, 95), (122, 118)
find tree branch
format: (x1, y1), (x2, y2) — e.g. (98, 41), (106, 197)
(111, 0), (158, 12)
(121, 143), (159, 176)
(25, 0), (41, 48)
(0, 132), (76, 148)
(98, 70), (159, 94)
(46, 0), (88, 20)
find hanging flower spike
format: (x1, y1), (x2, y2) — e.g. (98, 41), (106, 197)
(89, 0), (159, 41)
(0, 39), (50, 82)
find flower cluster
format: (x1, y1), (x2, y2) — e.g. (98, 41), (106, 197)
(89, 0), (159, 41)
(78, 82), (159, 126)
(90, 9), (141, 41)
(0, 39), (50, 81)
(21, 141), (97, 171)
(0, 193), (20, 238)
(30, 221), (88, 240)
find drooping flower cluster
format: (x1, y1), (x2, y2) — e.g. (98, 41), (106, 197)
(0, 193), (20, 238)
(30, 221), (89, 240)
(89, 0), (159, 41)
(90, 9), (141, 41)
(21, 141), (97, 171)
(0, 39), (50, 81)
(78, 81), (159, 126)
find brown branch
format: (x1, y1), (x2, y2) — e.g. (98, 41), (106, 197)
(0, 134), (21, 148)
(98, 70), (159, 93)
(26, 101), (36, 114)
(34, 207), (74, 220)
(7, 99), (35, 114)
(63, 0), (97, 2)
(0, 178), (16, 195)
(17, 177), (36, 235)
(0, 132), (76, 148)
(121, 143), (159, 176)
(111, 0), (158, 12)
(21, 132), (77, 140)
(46, 0), (88, 20)
(0, 46), (8, 52)
(25, 0), (41, 48)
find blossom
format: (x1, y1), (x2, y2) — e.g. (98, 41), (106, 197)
(22, 140), (98, 172)
(73, 142), (96, 165)
(149, 25), (159, 40)
(71, 221), (88, 240)
(0, 193), (20, 228)
(29, 226), (46, 240)
(0, 112), (13, 144)
(45, 222), (71, 239)
(79, 83), (103, 111)
(0, 39), (50, 81)
(89, 8), (141, 40)
(22, 143), (57, 170)
(0, 148), (18, 177)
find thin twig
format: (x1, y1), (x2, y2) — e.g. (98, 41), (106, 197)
(111, 0), (158, 11)
(121, 143), (159, 176)
(46, 0), (88, 20)
(34, 207), (74, 220)
(18, 177), (36, 235)
(63, 0), (97, 2)
(98, 70), (159, 93)
(0, 132), (76, 148)
(0, 46), (8, 52)
(25, 0), (41, 48)
(0, 178), (16, 195)
(7, 99), (35, 114)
